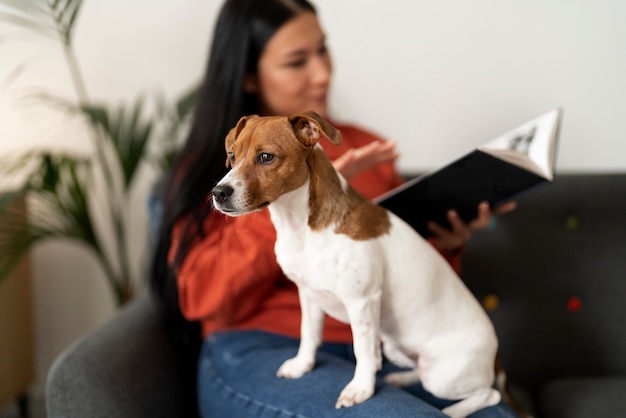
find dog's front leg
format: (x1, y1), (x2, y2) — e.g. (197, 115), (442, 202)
(277, 288), (324, 379)
(336, 294), (381, 408)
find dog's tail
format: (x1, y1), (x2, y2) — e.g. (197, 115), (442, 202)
(494, 354), (534, 418)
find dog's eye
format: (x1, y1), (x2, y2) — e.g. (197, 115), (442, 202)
(228, 152), (235, 164)
(257, 153), (275, 165)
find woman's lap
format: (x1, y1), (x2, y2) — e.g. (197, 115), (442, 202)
(197, 330), (518, 418)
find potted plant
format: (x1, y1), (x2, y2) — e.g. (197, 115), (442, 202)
(0, 0), (197, 305)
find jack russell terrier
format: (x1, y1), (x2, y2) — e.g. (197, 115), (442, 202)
(212, 111), (524, 418)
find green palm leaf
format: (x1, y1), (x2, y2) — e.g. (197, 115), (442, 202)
(82, 98), (154, 190)
(28, 93), (154, 191)
(0, 0), (84, 44)
(0, 151), (102, 283)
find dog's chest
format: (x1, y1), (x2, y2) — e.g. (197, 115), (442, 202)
(275, 227), (351, 287)
(274, 226), (382, 321)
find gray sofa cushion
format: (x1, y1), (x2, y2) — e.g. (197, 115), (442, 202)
(46, 293), (186, 418)
(539, 377), (626, 418)
(462, 173), (626, 393)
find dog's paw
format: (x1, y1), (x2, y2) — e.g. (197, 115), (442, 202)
(276, 357), (313, 379)
(335, 381), (374, 408)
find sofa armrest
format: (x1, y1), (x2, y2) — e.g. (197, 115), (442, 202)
(46, 292), (186, 418)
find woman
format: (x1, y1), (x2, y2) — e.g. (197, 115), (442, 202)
(151, 0), (517, 416)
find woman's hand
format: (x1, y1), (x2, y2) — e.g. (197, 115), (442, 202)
(428, 201), (517, 253)
(333, 140), (399, 180)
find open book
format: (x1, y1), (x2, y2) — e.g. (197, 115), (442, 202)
(374, 108), (562, 237)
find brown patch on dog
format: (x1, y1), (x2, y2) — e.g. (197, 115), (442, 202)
(307, 147), (391, 240)
(225, 116), (312, 211)
(289, 111), (342, 146)
(337, 188), (392, 240)
(224, 115), (258, 168)
(223, 112), (391, 240)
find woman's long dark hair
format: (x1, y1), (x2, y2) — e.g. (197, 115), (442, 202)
(150, 0), (315, 415)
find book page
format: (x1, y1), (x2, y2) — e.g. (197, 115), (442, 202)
(478, 109), (561, 180)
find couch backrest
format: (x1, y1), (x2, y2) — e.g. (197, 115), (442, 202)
(461, 173), (626, 392)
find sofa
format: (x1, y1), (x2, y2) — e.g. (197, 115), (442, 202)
(461, 172), (626, 417)
(46, 173), (626, 417)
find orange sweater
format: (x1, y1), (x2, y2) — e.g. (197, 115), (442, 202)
(174, 123), (461, 342)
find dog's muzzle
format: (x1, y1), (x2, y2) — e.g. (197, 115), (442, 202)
(212, 183), (269, 215)
(212, 184), (234, 204)
(212, 184), (236, 213)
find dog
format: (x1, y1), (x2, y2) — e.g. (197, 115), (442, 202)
(212, 111), (518, 418)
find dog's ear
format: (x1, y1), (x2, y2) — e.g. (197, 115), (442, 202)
(225, 115), (258, 167)
(288, 111), (342, 147)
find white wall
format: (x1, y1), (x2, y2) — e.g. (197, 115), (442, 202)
(319, 0), (626, 172)
(0, 0), (624, 396)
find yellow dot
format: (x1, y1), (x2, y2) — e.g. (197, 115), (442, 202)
(565, 215), (579, 231)
(483, 294), (500, 312)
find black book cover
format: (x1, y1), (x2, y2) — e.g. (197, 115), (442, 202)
(374, 109), (562, 238)
(376, 151), (546, 237)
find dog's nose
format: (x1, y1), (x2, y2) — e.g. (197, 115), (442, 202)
(212, 184), (234, 204)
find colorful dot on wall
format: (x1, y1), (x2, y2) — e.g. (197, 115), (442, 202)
(567, 296), (582, 313)
(483, 294), (500, 312)
(565, 215), (580, 231)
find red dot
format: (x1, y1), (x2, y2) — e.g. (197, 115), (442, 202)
(567, 296), (582, 313)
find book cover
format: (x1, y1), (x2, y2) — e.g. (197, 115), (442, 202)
(374, 108), (562, 237)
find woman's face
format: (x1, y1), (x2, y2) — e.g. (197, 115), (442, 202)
(251, 12), (332, 118)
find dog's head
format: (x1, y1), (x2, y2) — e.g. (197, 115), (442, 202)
(212, 111), (341, 216)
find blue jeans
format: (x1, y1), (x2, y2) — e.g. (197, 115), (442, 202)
(197, 330), (519, 417)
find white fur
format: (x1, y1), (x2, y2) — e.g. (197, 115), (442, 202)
(214, 150), (501, 418)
